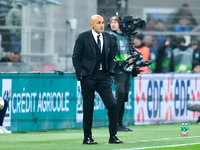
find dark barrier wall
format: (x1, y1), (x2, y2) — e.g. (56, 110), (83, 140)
(0, 73), (134, 132)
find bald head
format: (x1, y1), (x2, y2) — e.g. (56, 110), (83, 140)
(90, 15), (103, 23)
(90, 14), (104, 34)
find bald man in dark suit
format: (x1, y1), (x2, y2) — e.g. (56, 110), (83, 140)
(72, 14), (123, 145)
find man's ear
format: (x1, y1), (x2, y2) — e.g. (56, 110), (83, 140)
(90, 22), (93, 28)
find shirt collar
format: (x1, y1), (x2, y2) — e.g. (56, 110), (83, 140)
(92, 29), (102, 38)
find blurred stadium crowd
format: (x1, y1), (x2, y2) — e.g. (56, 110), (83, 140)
(0, 0), (200, 74)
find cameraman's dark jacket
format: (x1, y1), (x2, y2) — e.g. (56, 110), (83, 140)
(110, 31), (130, 70)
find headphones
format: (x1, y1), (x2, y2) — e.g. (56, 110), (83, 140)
(107, 16), (123, 29)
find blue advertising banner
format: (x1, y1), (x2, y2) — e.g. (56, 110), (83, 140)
(1, 73), (77, 131)
(0, 73), (134, 132)
(3, 72), (200, 131)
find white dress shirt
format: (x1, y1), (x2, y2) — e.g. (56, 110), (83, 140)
(92, 29), (103, 52)
(91, 29), (103, 70)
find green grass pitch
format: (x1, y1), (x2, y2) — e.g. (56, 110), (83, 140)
(1, 123), (200, 150)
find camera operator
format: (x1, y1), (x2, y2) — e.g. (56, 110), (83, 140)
(109, 16), (132, 132)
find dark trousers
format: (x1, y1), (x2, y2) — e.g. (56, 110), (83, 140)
(0, 99), (8, 126)
(114, 70), (130, 125)
(80, 71), (117, 138)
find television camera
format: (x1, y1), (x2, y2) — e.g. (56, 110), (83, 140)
(120, 15), (146, 36)
(119, 15), (152, 77)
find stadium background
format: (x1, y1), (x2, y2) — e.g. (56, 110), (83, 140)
(0, 0), (200, 132)
(0, 0), (200, 72)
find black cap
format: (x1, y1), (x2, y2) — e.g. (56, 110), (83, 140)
(135, 34), (144, 41)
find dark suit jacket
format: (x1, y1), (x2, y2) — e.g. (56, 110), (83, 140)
(72, 30), (116, 80)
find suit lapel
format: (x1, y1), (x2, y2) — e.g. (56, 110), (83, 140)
(89, 30), (97, 57)
(89, 31), (110, 60)
(103, 32), (109, 60)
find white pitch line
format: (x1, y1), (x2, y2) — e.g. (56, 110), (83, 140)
(115, 142), (200, 150)
(113, 136), (200, 150)
(128, 136), (200, 144)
